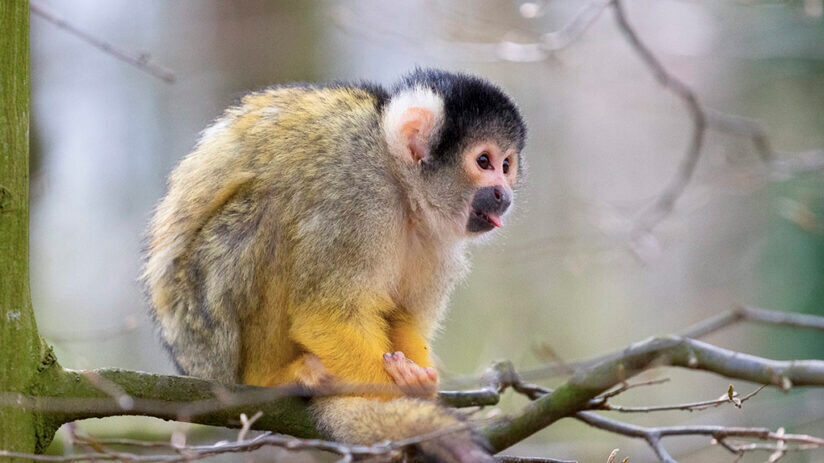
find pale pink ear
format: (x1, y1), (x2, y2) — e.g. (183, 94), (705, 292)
(383, 86), (444, 164)
(399, 107), (436, 163)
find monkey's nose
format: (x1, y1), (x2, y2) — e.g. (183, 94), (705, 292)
(492, 186), (511, 212)
(471, 186), (512, 218)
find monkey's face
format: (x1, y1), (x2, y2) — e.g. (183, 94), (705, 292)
(381, 73), (525, 239)
(460, 141), (519, 235)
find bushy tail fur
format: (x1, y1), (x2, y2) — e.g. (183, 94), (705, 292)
(313, 397), (494, 462)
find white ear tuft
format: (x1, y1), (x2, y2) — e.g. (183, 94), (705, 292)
(383, 86), (444, 163)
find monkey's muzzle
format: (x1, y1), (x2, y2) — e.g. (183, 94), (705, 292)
(467, 186), (511, 233)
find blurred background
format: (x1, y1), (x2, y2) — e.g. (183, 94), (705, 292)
(29, 0), (824, 461)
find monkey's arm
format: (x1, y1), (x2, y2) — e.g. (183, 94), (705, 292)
(385, 317), (440, 398)
(390, 316), (434, 368)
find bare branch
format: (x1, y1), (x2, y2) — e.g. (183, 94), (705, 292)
(681, 305), (824, 339)
(237, 411), (263, 442)
(1, 421), (493, 463)
(482, 335), (824, 451)
(768, 149), (824, 178)
(609, 0), (706, 238)
(576, 411), (824, 462)
(0, 433), (390, 463)
(537, 0), (610, 51)
(518, 306), (824, 382)
(462, 359), (817, 461)
(704, 108), (774, 162)
(721, 437), (822, 456)
(332, 0), (611, 63)
(42, 315), (140, 344)
(597, 377), (671, 400)
(497, 456), (578, 463)
(30, 1), (175, 83)
(594, 385), (765, 413)
(440, 360), (549, 406)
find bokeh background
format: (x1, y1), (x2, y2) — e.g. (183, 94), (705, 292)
(29, 0), (824, 461)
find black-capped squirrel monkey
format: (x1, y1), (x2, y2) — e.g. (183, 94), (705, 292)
(144, 68), (526, 462)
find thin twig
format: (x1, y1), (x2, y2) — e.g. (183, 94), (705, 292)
(80, 370), (134, 410)
(681, 305), (824, 339)
(595, 385), (765, 413)
(42, 315), (140, 344)
(71, 435), (200, 451)
(237, 411), (263, 442)
(538, 0), (611, 51)
(576, 412), (824, 463)
(597, 377), (671, 400)
(30, 1), (175, 83)
(610, 0), (707, 238)
(497, 456), (578, 463)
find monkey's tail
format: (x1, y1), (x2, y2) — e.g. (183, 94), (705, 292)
(312, 397), (494, 462)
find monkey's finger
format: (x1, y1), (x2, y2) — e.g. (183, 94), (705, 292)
(393, 353), (421, 385)
(384, 352), (428, 396)
(398, 357), (436, 397)
(383, 352), (410, 387)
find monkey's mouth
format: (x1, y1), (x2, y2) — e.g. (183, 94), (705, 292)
(468, 208), (503, 232)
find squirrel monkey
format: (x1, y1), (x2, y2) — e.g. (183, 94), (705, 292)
(144, 68), (526, 462)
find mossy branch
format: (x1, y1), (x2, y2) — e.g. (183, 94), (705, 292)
(5, 321), (824, 459)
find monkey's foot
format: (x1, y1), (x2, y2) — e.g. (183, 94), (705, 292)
(383, 351), (439, 399)
(294, 353), (336, 393)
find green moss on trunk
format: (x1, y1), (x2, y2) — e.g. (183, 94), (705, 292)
(0, 0), (45, 459)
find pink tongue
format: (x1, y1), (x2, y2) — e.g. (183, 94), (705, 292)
(487, 213), (503, 228)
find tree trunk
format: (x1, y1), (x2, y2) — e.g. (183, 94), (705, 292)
(0, 0), (52, 458)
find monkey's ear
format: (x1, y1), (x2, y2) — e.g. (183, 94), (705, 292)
(383, 87), (444, 164)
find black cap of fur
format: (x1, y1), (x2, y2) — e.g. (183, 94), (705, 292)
(391, 68), (527, 169)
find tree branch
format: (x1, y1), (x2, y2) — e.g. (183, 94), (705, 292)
(610, 0), (707, 239)
(16, 363), (322, 439)
(3, 360), (500, 440)
(510, 305), (824, 383)
(680, 305), (824, 339)
(481, 335), (824, 451)
(593, 385), (765, 413)
(30, 1), (175, 83)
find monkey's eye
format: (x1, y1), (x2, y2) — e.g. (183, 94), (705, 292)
(476, 153), (491, 170)
(503, 158), (511, 174)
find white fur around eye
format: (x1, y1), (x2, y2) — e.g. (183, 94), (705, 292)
(382, 85), (444, 160)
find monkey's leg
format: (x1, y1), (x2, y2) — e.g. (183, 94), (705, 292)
(260, 353), (335, 391)
(289, 304), (400, 398)
(387, 321), (439, 398)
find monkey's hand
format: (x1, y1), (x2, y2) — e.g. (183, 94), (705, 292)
(383, 351), (439, 399)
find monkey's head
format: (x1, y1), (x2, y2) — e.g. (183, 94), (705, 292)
(383, 68), (527, 239)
